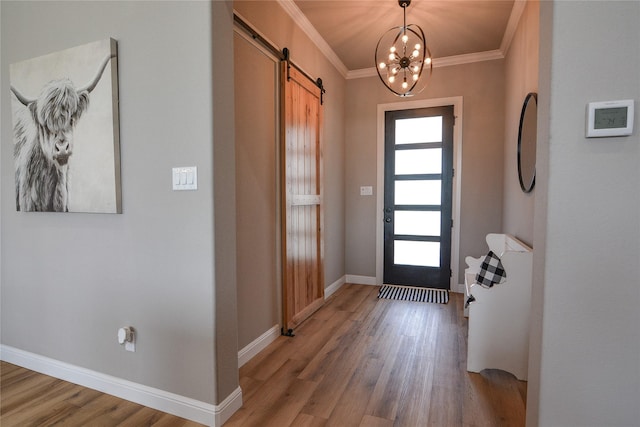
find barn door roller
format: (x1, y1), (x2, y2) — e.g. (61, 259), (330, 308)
(281, 47), (326, 104)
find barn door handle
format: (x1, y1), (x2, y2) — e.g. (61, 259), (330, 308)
(385, 217), (392, 223)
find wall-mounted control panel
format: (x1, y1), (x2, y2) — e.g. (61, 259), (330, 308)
(586, 99), (634, 138)
(172, 166), (198, 190)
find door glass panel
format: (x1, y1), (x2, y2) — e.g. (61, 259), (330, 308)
(394, 241), (441, 267)
(395, 211), (441, 236)
(395, 180), (441, 205)
(395, 148), (442, 175)
(395, 116), (443, 144)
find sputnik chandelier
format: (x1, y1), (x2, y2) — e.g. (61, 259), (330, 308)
(375, 0), (432, 97)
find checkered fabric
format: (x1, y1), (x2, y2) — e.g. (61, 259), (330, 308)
(475, 251), (507, 288)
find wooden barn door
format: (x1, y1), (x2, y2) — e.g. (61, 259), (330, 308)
(281, 62), (324, 334)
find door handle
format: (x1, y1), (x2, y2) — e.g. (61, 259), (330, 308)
(385, 217), (392, 223)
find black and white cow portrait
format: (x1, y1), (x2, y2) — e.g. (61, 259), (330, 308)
(10, 39), (121, 213)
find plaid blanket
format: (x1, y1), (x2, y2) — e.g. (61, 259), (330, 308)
(475, 251), (507, 288)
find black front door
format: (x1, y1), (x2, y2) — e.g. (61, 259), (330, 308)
(383, 106), (454, 289)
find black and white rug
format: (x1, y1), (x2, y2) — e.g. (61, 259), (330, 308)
(377, 285), (449, 304)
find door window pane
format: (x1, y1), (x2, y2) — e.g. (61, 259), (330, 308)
(395, 211), (441, 236)
(394, 241), (440, 267)
(395, 180), (441, 205)
(395, 116), (442, 144)
(395, 148), (442, 175)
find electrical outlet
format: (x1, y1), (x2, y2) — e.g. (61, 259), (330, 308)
(360, 186), (373, 196)
(118, 326), (136, 352)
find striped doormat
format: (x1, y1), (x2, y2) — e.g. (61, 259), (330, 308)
(377, 285), (449, 304)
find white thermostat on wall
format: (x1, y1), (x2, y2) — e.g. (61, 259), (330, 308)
(586, 99), (634, 138)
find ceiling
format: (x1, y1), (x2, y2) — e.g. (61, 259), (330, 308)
(288, 0), (518, 75)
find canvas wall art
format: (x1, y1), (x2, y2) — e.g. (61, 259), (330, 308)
(10, 38), (121, 213)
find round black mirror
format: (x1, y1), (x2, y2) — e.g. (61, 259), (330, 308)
(518, 92), (537, 193)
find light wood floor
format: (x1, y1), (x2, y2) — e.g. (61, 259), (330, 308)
(0, 361), (205, 427)
(225, 284), (526, 427)
(0, 284), (526, 427)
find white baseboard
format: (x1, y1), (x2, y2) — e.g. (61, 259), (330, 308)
(454, 283), (466, 293)
(237, 324), (280, 368)
(345, 274), (378, 286)
(325, 275), (346, 298)
(0, 345), (242, 426)
(215, 386), (243, 426)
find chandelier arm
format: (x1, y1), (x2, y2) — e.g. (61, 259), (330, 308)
(406, 26), (423, 38)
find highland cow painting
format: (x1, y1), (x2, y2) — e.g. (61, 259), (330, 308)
(10, 38), (121, 213)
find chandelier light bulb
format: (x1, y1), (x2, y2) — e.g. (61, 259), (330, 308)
(413, 65), (420, 72)
(413, 73), (419, 81)
(412, 49), (420, 58)
(388, 75), (395, 83)
(402, 34), (409, 43)
(425, 57), (432, 64)
(390, 46), (396, 53)
(415, 43), (421, 50)
(379, 62), (386, 69)
(402, 81), (408, 89)
(389, 53), (396, 61)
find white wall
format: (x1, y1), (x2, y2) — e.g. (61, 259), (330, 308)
(212, 1), (240, 404)
(1, 0), (238, 408)
(503, 0), (539, 246)
(529, 1), (640, 425)
(234, 31), (280, 350)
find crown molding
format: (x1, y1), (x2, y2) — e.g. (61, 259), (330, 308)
(276, 0), (349, 78)
(347, 68), (378, 80)
(347, 49), (505, 80)
(433, 49), (505, 68)
(501, 0), (527, 54)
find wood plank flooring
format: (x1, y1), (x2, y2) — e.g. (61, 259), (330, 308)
(0, 283), (526, 426)
(225, 284), (526, 427)
(0, 361), (205, 427)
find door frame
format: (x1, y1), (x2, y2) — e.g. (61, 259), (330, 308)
(376, 97), (463, 291)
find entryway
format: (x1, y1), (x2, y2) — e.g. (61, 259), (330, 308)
(376, 97), (463, 291)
